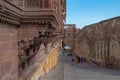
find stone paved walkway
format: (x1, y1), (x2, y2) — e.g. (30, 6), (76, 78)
(42, 52), (120, 80)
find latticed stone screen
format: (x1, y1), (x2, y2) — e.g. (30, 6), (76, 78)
(18, 0), (23, 6)
(26, 0), (40, 7)
(25, 0), (50, 8)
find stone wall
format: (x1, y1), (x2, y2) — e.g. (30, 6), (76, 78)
(0, 22), (61, 80)
(64, 37), (74, 49)
(74, 17), (120, 68)
(0, 23), (19, 80)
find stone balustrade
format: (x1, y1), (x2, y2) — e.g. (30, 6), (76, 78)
(24, 41), (61, 80)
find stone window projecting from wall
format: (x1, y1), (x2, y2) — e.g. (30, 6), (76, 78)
(18, 0), (23, 6)
(45, 0), (49, 8)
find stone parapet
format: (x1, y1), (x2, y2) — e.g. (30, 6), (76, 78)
(25, 41), (61, 80)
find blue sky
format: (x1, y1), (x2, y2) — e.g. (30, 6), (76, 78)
(66, 0), (120, 29)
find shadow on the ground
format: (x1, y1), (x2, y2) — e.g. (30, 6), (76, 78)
(62, 53), (120, 76)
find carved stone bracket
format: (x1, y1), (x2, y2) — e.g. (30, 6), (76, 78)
(0, 1), (5, 12)
(0, 1), (2, 9)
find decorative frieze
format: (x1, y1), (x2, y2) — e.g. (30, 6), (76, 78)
(26, 0), (39, 7)
(0, 14), (20, 25)
(0, 2), (59, 27)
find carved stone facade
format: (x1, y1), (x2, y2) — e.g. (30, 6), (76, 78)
(0, 0), (66, 80)
(74, 17), (120, 69)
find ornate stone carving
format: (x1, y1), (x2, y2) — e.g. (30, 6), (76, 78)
(0, 0), (66, 79)
(0, 15), (20, 25)
(18, 0), (24, 6)
(0, 1), (2, 9)
(44, 0), (49, 8)
(0, 1), (4, 11)
(26, 0), (39, 7)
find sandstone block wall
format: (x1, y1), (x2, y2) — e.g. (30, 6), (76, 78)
(74, 17), (120, 68)
(18, 24), (52, 40)
(0, 23), (19, 80)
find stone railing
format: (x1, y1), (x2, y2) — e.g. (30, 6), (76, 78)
(20, 42), (61, 80)
(19, 41), (61, 80)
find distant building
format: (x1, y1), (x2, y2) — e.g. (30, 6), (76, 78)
(63, 24), (80, 50)
(64, 24), (80, 38)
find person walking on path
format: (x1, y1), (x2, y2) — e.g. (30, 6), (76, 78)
(71, 58), (74, 66)
(80, 57), (84, 63)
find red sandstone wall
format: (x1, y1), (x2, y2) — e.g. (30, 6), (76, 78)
(0, 23), (19, 80)
(18, 24), (45, 41)
(0, 0), (66, 79)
